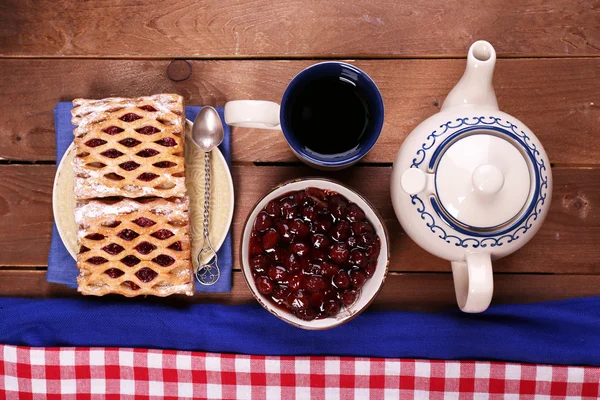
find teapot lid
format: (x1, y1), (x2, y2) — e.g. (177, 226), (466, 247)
(434, 134), (530, 228)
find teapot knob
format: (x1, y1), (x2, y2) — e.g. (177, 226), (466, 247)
(472, 164), (504, 195)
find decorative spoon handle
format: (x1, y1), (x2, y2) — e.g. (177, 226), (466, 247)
(195, 151), (220, 285)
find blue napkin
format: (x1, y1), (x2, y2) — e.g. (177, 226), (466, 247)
(46, 103), (233, 292)
(1, 297), (600, 365)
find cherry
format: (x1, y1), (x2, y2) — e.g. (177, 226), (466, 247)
(346, 236), (358, 248)
(309, 248), (328, 261)
(104, 268), (124, 279)
(85, 139), (107, 148)
(153, 161), (177, 168)
(283, 252), (300, 272)
(262, 229), (279, 250)
(290, 219), (310, 239)
(152, 254), (175, 267)
(87, 256), (108, 265)
(310, 292), (326, 309)
(136, 126), (161, 135)
(85, 233), (105, 240)
(305, 275), (325, 293)
(350, 270), (367, 288)
(268, 246), (288, 263)
(364, 261), (377, 278)
(155, 137), (177, 147)
(120, 255), (141, 267)
(271, 285), (291, 306)
(132, 217), (156, 227)
(134, 241), (156, 255)
(250, 254), (271, 274)
(295, 308), (316, 321)
(119, 161), (141, 171)
(119, 138), (142, 147)
(301, 206), (318, 223)
(331, 221), (351, 242)
(321, 262), (340, 278)
(341, 289), (358, 306)
(293, 190), (307, 205)
(249, 237), (263, 256)
(306, 187), (327, 202)
(256, 276), (274, 295)
(352, 221), (374, 236)
(151, 229), (174, 240)
(328, 194), (348, 219)
(274, 221), (293, 244)
(120, 113), (142, 122)
(254, 211), (273, 232)
(333, 271), (351, 289)
(136, 267), (158, 282)
(302, 262), (322, 276)
(122, 281), (141, 291)
(137, 149), (160, 158)
(168, 241), (182, 251)
(315, 217), (332, 234)
(288, 273), (304, 291)
(290, 242), (309, 257)
(266, 200), (281, 217)
(288, 290), (310, 310)
(118, 229), (139, 241)
(358, 233), (376, 248)
(79, 245), (90, 254)
(103, 126), (124, 135)
(346, 203), (366, 222)
(324, 299), (341, 315)
(100, 149), (124, 159)
(138, 105), (157, 112)
(366, 242), (380, 261)
(267, 266), (288, 282)
(329, 242), (349, 264)
(348, 249), (367, 268)
(310, 233), (330, 249)
(281, 198), (298, 219)
(102, 243), (124, 255)
(137, 172), (159, 182)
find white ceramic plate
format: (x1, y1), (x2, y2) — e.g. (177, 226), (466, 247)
(53, 120), (234, 268)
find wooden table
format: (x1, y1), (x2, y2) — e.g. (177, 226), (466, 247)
(1, 0), (598, 312)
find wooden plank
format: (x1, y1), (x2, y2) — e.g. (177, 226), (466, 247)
(1, 0), (598, 58)
(1, 59), (598, 163)
(1, 270), (599, 312)
(1, 165), (599, 274)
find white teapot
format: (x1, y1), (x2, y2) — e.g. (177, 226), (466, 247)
(391, 41), (552, 313)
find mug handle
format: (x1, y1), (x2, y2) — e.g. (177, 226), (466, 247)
(224, 100), (281, 130)
(451, 252), (493, 313)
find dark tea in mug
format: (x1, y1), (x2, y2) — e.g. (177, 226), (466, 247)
(287, 77), (372, 157)
(280, 62), (384, 168)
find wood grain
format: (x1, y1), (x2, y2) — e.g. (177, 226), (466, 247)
(2, 270), (599, 312)
(1, 0), (599, 58)
(2, 165), (599, 275)
(0, 59), (598, 163)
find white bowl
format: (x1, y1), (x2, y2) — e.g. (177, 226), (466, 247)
(240, 178), (390, 330)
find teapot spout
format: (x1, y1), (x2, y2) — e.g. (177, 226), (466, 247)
(442, 41), (498, 111)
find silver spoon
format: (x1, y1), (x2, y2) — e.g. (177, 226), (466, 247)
(191, 106), (224, 285)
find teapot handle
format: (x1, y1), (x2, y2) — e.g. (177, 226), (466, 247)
(451, 252), (494, 313)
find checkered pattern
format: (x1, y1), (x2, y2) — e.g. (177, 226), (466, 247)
(1, 345), (599, 399)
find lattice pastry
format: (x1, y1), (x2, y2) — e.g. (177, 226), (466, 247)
(71, 94), (186, 199)
(75, 197), (194, 297)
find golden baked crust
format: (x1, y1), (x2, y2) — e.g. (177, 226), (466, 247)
(75, 197), (194, 297)
(71, 94), (186, 199)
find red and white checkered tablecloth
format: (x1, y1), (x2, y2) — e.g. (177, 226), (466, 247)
(1, 345), (599, 399)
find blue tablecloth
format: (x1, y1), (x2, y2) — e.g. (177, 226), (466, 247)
(46, 103), (233, 292)
(1, 297), (600, 365)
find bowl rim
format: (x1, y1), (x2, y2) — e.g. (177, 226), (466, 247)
(240, 177), (390, 330)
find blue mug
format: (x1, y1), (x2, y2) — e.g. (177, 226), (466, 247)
(224, 62), (384, 170)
